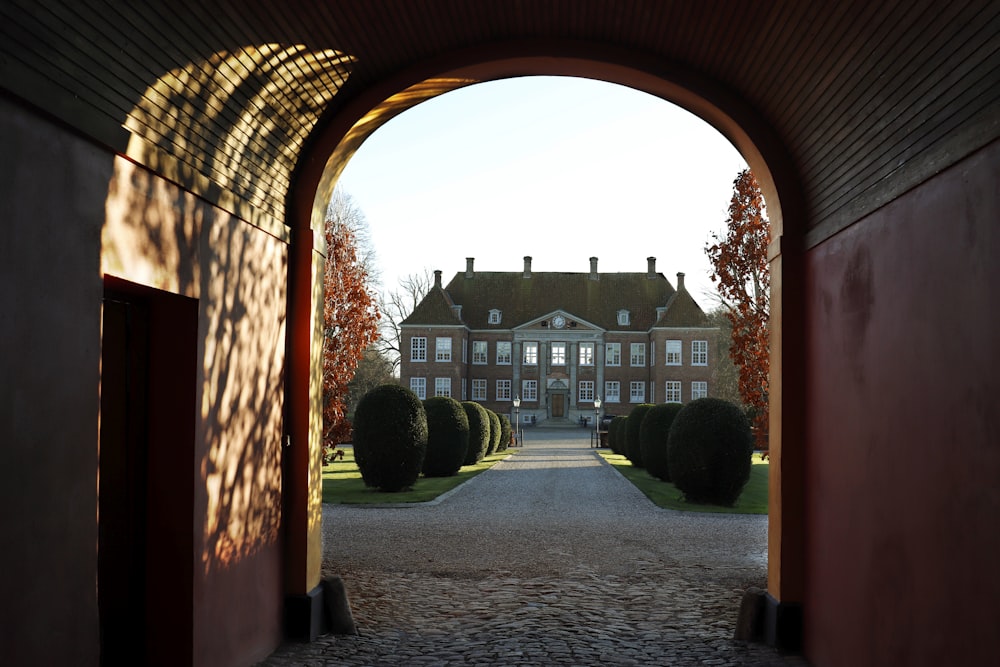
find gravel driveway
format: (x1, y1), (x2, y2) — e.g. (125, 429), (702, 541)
(260, 430), (807, 666)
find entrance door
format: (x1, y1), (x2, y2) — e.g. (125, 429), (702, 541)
(552, 393), (565, 417)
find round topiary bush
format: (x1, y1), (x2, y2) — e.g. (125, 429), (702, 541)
(485, 409), (502, 456)
(352, 384), (428, 492)
(640, 402), (685, 482)
(497, 413), (513, 452)
(625, 404), (655, 467)
(667, 397), (754, 506)
(421, 396), (470, 477)
(461, 401), (491, 465)
(609, 416), (627, 454)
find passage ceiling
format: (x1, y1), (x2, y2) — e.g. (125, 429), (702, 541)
(1, 0), (997, 242)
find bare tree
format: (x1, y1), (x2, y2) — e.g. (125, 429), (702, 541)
(326, 187), (380, 289)
(375, 270), (434, 374)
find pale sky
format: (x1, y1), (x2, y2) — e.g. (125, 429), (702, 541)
(336, 76), (748, 307)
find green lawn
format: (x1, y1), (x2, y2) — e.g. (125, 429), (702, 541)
(598, 450), (769, 514)
(322, 446), (515, 504)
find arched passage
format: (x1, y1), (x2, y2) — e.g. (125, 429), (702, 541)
(289, 41), (808, 647)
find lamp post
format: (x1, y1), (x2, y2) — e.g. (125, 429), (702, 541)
(513, 395), (521, 447)
(593, 396), (602, 448)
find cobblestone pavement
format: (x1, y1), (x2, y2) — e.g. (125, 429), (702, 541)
(260, 431), (809, 666)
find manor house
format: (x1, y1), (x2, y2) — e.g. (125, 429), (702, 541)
(400, 257), (718, 427)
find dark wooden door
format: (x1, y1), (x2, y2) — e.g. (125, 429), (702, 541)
(552, 393), (565, 417)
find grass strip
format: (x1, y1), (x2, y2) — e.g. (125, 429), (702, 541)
(598, 450), (769, 514)
(322, 446), (515, 504)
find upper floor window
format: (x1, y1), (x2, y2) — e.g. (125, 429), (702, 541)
(472, 340), (487, 365)
(617, 309), (630, 326)
(411, 336), (427, 362)
(435, 377), (451, 397)
(488, 309), (502, 324)
(605, 342), (621, 366)
(496, 341), (512, 365)
(630, 343), (646, 367)
(692, 340), (708, 366)
(435, 337), (452, 362)
(630, 381), (645, 403)
(523, 341), (538, 365)
(551, 342), (566, 366)
(410, 377), (426, 399)
(665, 340), (682, 365)
(579, 342), (594, 366)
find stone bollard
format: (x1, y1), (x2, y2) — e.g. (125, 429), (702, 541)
(321, 576), (358, 635)
(734, 586), (766, 642)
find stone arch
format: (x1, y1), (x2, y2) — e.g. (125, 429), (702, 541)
(290, 40), (807, 644)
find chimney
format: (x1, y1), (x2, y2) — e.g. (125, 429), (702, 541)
(465, 257), (474, 279)
(676, 272), (686, 291)
(647, 256), (657, 278)
(523, 256), (532, 278)
(434, 270), (442, 288)
(589, 256), (599, 280)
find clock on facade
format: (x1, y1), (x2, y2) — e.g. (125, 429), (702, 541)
(552, 315), (566, 329)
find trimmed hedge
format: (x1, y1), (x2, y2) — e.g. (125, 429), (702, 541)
(609, 416), (628, 454)
(461, 401), (491, 465)
(352, 384), (428, 492)
(667, 397), (753, 506)
(639, 402), (685, 481)
(486, 409), (502, 456)
(625, 404), (655, 467)
(422, 396), (470, 477)
(498, 413), (513, 452)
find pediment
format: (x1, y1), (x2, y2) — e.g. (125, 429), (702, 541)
(515, 310), (602, 332)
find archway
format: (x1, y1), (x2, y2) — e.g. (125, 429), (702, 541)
(290, 41), (807, 647)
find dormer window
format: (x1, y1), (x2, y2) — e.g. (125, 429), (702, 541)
(617, 309), (630, 326)
(488, 309), (502, 324)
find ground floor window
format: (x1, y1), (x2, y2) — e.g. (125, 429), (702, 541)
(691, 381), (708, 400)
(496, 379), (512, 401)
(522, 380), (537, 401)
(410, 377), (426, 399)
(604, 381), (620, 402)
(435, 377), (452, 397)
(579, 380), (594, 402)
(665, 380), (681, 403)
(472, 379), (487, 401)
(629, 381), (645, 403)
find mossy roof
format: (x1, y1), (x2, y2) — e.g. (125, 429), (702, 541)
(402, 270), (709, 330)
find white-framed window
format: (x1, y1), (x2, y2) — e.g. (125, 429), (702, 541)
(472, 379), (487, 401)
(472, 340), (487, 365)
(551, 342), (566, 366)
(665, 381), (682, 403)
(579, 342), (594, 366)
(665, 340), (682, 365)
(410, 377), (426, 399)
(630, 381), (645, 403)
(410, 336), (427, 362)
(462, 339), (468, 363)
(496, 380), (512, 401)
(488, 309), (502, 324)
(496, 341), (512, 365)
(692, 381), (708, 400)
(435, 337), (452, 362)
(605, 342), (621, 366)
(522, 380), (537, 401)
(692, 340), (708, 366)
(630, 343), (646, 367)
(605, 381), (620, 403)
(435, 377), (451, 397)
(523, 341), (538, 365)
(579, 381), (595, 402)
(617, 309), (630, 326)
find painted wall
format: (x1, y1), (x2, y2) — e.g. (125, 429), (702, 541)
(804, 140), (999, 665)
(1, 97), (289, 667)
(1, 94), (107, 667)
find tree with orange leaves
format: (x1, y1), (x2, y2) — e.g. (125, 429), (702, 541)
(706, 169), (770, 436)
(322, 190), (381, 449)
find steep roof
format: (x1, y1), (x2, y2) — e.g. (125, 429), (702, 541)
(404, 269), (700, 331)
(657, 285), (710, 327)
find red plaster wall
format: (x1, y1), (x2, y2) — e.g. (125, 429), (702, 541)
(804, 141), (1000, 665)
